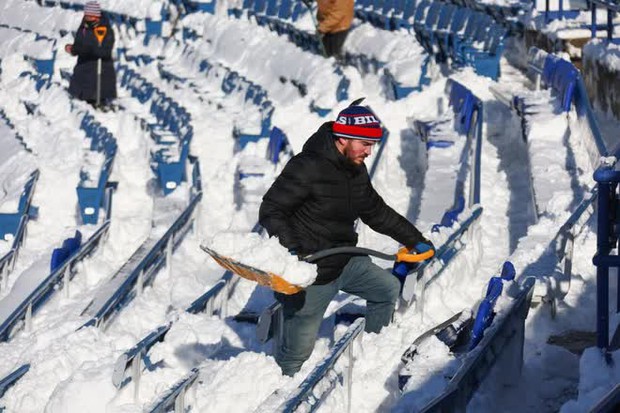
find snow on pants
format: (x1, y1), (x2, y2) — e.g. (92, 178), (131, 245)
(274, 255), (400, 376)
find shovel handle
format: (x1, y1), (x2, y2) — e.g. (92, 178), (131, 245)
(303, 246), (434, 263)
(395, 247), (435, 263)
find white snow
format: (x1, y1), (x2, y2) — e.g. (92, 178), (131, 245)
(0, 1), (617, 413)
(206, 231), (318, 287)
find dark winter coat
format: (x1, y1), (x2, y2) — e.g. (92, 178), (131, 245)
(259, 122), (427, 285)
(68, 17), (117, 102)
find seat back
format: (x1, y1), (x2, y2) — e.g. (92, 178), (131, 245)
(436, 4), (457, 31)
(254, 0), (267, 14)
(551, 59), (579, 112)
(423, 2), (443, 30)
(448, 80), (477, 136)
(449, 8), (470, 34)
(278, 0), (293, 19)
(402, 0), (417, 19)
(265, 0), (279, 15)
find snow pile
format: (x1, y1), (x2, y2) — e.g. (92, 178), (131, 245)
(560, 347), (620, 412)
(346, 23), (427, 83)
(0, 0), (81, 37)
(207, 231), (318, 287)
(395, 335), (460, 411)
(584, 39), (620, 72)
(0, 124), (35, 213)
(0, 28), (55, 60)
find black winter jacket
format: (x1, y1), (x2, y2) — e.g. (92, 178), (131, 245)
(259, 122), (426, 285)
(68, 17), (117, 102)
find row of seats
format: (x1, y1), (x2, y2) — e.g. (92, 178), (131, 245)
(411, 1), (507, 79)
(355, 0), (523, 31)
(41, 0), (139, 28)
(520, 49), (579, 114)
(495, 48), (579, 141)
(158, 51), (276, 150)
(226, 1), (324, 61)
(118, 65), (193, 195)
(0, 24), (57, 80)
(411, 79), (482, 231)
(229, 0), (308, 23)
(77, 114), (118, 225)
(181, 12), (349, 114)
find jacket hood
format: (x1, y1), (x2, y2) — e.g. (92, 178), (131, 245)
(302, 122), (362, 173)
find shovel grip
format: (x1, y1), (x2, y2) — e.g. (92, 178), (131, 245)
(395, 247), (435, 263)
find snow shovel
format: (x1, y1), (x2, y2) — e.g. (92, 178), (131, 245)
(200, 245), (434, 295)
(93, 26), (107, 108)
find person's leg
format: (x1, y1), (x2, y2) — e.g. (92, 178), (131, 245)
(331, 30), (349, 59)
(321, 30), (349, 58)
(321, 32), (336, 57)
(274, 281), (338, 376)
(338, 256), (401, 333)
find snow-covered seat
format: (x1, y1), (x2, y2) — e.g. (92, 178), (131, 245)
(76, 114), (117, 225)
(412, 80), (481, 229)
(236, 127), (293, 205)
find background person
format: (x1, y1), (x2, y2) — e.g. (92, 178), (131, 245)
(65, 1), (117, 108)
(316, 0), (354, 59)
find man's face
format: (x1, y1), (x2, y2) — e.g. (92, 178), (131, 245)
(84, 15), (100, 23)
(341, 138), (375, 166)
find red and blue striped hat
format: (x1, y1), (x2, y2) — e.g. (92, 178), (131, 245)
(332, 104), (382, 142)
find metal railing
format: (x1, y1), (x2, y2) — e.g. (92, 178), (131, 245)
(270, 318), (365, 413)
(402, 205), (484, 309)
(593, 149), (620, 350)
(419, 277), (537, 412)
(0, 364), (30, 399)
(590, 0), (620, 41)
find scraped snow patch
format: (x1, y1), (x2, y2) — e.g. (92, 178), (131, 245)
(206, 232), (317, 287)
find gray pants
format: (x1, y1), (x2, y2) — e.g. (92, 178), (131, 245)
(274, 256), (400, 376)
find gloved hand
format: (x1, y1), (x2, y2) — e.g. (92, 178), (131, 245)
(391, 241), (435, 279)
(413, 241), (435, 254)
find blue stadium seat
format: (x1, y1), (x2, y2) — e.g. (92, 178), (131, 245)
(551, 59), (578, 112)
(50, 231), (82, 272)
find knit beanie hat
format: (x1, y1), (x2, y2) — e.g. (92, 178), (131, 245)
(332, 104), (383, 142)
(84, 1), (102, 18)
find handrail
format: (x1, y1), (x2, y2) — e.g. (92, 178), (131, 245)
(470, 100), (483, 206)
(418, 277), (537, 412)
(402, 205), (484, 308)
(111, 322), (172, 389)
(590, 0), (620, 41)
(592, 147), (620, 349)
(0, 364), (30, 398)
(589, 383), (620, 413)
(145, 368), (200, 413)
(272, 318), (365, 413)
